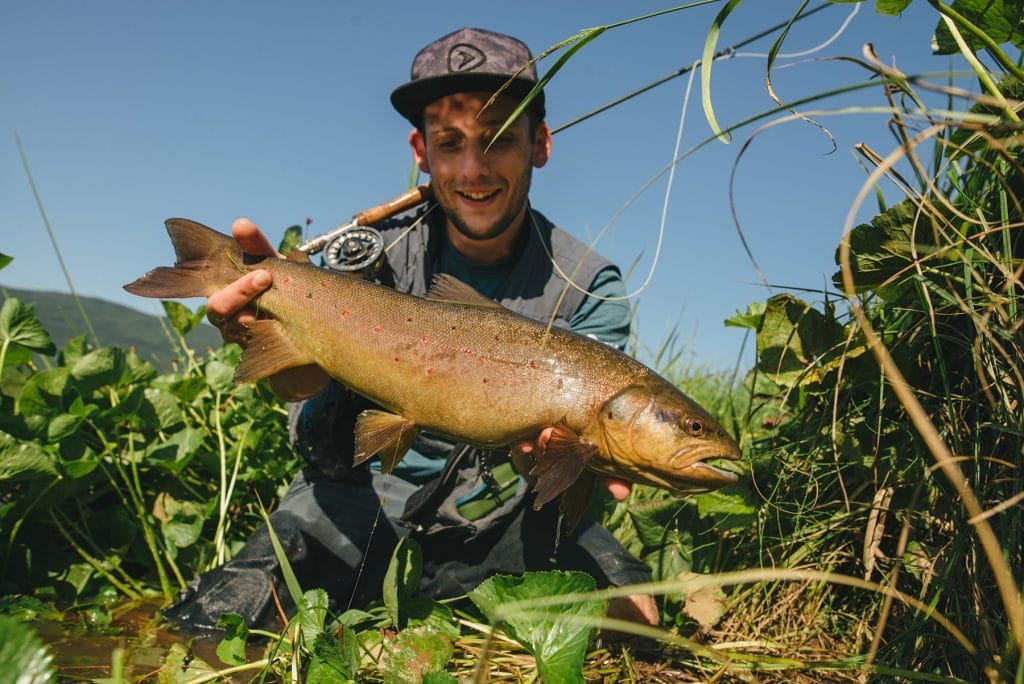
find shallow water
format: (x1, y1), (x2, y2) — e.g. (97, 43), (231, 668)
(35, 598), (266, 681)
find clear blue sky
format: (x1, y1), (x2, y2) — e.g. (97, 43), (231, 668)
(1, 1), (956, 370)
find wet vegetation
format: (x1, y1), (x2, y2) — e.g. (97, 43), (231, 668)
(3, 0), (1024, 681)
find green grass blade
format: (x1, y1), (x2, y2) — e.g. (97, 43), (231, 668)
(701, 0), (744, 143)
(257, 496), (304, 607)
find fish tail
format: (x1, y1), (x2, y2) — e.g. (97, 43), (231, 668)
(124, 218), (243, 299)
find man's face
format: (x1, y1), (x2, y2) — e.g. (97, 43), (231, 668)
(410, 92), (551, 247)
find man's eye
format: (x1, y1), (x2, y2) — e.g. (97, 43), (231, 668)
(436, 139), (461, 152)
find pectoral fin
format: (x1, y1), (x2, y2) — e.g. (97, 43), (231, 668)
(353, 410), (420, 473)
(558, 471), (596, 534)
(234, 319), (315, 383)
(529, 422), (598, 510)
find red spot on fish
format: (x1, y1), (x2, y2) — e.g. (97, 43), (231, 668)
(283, 277), (291, 285)
(373, 326), (381, 333)
(529, 360), (537, 369)
(421, 335), (428, 343)
(341, 309), (350, 317)
(406, 317), (414, 323)
(426, 367), (434, 376)
(394, 357), (400, 363)
(463, 348), (475, 355)
(483, 378), (489, 384)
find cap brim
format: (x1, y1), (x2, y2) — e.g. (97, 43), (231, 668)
(390, 73), (544, 125)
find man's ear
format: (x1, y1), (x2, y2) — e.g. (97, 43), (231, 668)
(408, 128), (430, 174)
(532, 121), (552, 169)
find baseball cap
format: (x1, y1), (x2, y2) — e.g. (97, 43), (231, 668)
(390, 27), (545, 125)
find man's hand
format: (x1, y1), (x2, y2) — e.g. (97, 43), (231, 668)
(205, 218), (329, 400)
(511, 427), (633, 501)
(606, 594), (660, 637)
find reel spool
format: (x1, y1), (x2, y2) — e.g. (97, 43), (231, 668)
(322, 225), (385, 277)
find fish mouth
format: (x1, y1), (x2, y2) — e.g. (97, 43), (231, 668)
(660, 449), (741, 492)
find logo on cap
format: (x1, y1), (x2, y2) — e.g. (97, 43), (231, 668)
(448, 43), (486, 73)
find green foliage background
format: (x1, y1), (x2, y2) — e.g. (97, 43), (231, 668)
(2, 0), (1024, 681)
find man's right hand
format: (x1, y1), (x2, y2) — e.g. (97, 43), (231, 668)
(206, 218), (330, 401)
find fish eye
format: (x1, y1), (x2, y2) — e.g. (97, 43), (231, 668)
(685, 418), (705, 436)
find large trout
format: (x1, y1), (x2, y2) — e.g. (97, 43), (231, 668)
(126, 219), (741, 526)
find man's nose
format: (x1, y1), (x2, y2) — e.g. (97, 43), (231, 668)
(459, 142), (491, 177)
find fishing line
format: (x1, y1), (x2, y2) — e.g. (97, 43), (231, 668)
(730, 1), (859, 60)
(549, 1), (835, 136)
(538, 0), (862, 304)
(532, 57), (700, 304)
(345, 472), (394, 612)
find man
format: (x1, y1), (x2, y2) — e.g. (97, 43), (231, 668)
(164, 27), (657, 633)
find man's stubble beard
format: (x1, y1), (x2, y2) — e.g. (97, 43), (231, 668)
(442, 166), (533, 243)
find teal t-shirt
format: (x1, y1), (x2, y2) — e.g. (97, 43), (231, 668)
(376, 234), (631, 482)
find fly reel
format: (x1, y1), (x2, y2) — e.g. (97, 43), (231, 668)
(321, 225), (385, 277)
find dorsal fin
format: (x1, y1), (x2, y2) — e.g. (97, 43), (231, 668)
(425, 274), (501, 308)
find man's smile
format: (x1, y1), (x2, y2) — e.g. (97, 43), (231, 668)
(457, 188), (501, 203)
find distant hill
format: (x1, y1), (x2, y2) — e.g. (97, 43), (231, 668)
(0, 285), (223, 370)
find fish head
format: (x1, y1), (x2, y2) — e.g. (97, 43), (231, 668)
(589, 383), (742, 494)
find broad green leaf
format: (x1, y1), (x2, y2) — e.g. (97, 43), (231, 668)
(279, 225), (304, 255)
(161, 641), (217, 681)
(145, 426), (205, 474)
(215, 613), (249, 666)
(694, 484), (758, 530)
(933, 0), (1024, 54)
(0, 595), (62, 622)
(144, 387), (183, 430)
(158, 494), (206, 549)
(874, 0), (911, 14)
(306, 629), (359, 683)
(335, 608), (377, 626)
(723, 301), (765, 330)
(0, 298), (56, 355)
(379, 625), (453, 684)
(297, 588), (330, 639)
(0, 431), (56, 481)
(59, 334), (89, 368)
(0, 342), (32, 370)
(383, 537), (423, 629)
(205, 358), (236, 393)
(756, 294), (847, 388)
(162, 300), (206, 338)
(124, 351), (158, 385)
(60, 446), (101, 479)
(643, 544), (691, 583)
(16, 367), (70, 418)
(46, 413), (83, 442)
(0, 615), (56, 683)
(0, 253), (12, 271)
(469, 571), (606, 684)
(404, 596), (460, 641)
(102, 385), (157, 430)
(834, 199), (943, 297)
(70, 347), (127, 393)
(628, 497), (689, 549)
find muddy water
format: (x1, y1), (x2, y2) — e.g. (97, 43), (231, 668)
(35, 598), (268, 681)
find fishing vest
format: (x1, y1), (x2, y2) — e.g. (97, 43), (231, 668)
(373, 201), (616, 329)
